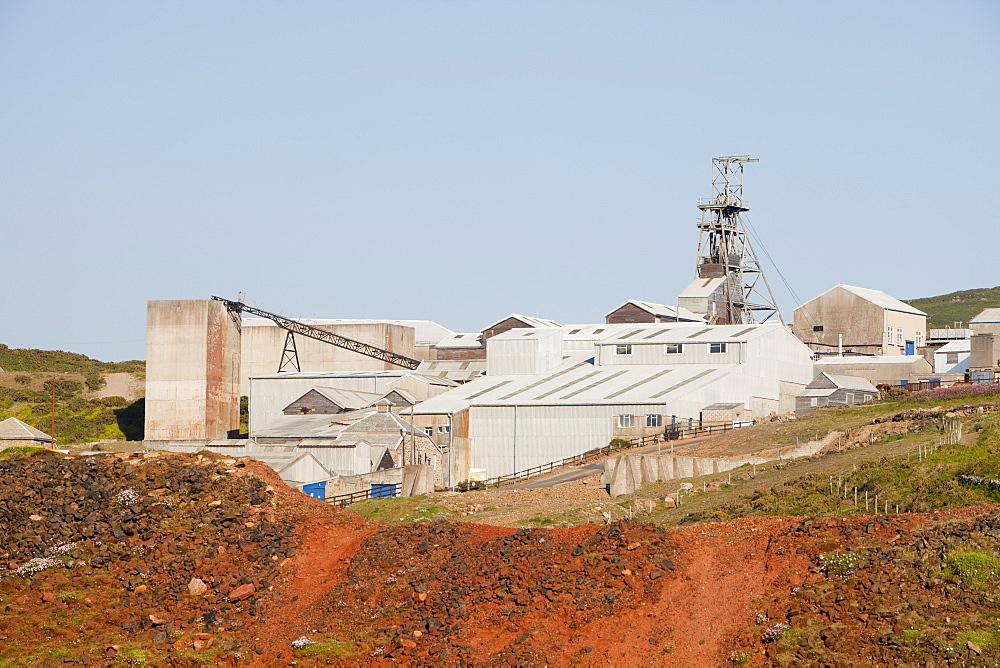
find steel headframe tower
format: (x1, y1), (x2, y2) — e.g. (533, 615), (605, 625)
(693, 155), (782, 325)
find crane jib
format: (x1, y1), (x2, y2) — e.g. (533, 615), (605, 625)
(210, 296), (421, 370)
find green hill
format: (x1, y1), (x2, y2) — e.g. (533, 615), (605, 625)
(0, 344), (144, 375)
(905, 286), (1000, 329)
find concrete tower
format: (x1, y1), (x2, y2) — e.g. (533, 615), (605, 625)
(144, 300), (242, 442)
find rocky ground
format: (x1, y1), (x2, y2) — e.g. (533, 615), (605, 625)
(3, 405), (1000, 666)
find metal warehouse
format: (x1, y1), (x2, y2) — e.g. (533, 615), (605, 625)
(411, 322), (814, 481)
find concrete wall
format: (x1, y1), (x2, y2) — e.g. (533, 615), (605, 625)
(240, 321), (416, 394)
(971, 334), (1000, 372)
(604, 436), (830, 496)
(145, 300), (241, 441)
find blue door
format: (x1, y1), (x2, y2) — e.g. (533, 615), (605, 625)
(302, 481), (326, 500)
(371, 483), (397, 499)
(905, 340), (915, 355)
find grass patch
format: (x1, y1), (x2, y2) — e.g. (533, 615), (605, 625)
(0, 445), (53, 460)
(956, 630), (1000, 652)
(293, 638), (357, 659)
(941, 551), (1000, 587)
(350, 496), (453, 523)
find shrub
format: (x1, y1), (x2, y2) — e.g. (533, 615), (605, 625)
(13, 374), (31, 386)
(84, 373), (106, 391)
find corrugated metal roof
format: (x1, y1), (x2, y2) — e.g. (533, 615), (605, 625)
(241, 317), (453, 345)
(411, 357), (735, 413)
(433, 332), (484, 348)
(678, 277), (726, 298)
(971, 308), (1000, 324)
(482, 314), (560, 331)
(604, 300), (705, 322)
(598, 323), (780, 345)
(798, 285), (926, 316)
(0, 417), (53, 442)
(816, 355), (928, 365)
(813, 372), (879, 391)
(416, 360), (486, 382)
(935, 340), (971, 353)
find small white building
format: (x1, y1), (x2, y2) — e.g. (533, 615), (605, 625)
(933, 340), (971, 375)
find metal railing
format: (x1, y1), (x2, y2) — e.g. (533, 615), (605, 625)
(324, 483), (402, 508)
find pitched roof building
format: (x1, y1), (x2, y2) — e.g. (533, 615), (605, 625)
(605, 300), (706, 324)
(0, 417), (55, 447)
(792, 284), (927, 356)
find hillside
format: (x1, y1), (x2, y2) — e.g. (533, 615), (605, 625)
(905, 285), (1000, 329)
(3, 388), (1000, 666)
(0, 345), (146, 445)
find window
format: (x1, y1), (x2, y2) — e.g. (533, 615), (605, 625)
(810, 398), (818, 407)
(845, 392), (855, 404)
(946, 352), (959, 364)
(646, 414), (662, 428)
(709, 342), (727, 354)
(896, 328), (904, 346)
(665, 343), (683, 354)
(438, 425), (450, 434)
(569, 329), (581, 335)
(594, 328), (605, 334)
(813, 325), (824, 332)
(615, 344), (633, 355)
(617, 414), (635, 428)
(424, 427), (433, 436)
(887, 326), (894, 345)
(916, 331), (924, 348)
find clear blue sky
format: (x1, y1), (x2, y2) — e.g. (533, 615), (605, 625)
(1, 1), (997, 361)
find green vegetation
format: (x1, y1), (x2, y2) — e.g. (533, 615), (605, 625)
(350, 496), (454, 523)
(905, 285), (1000, 329)
(0, 392), (144, 445)
(956, 630), (1000, 652)
(0, 445), (51, 460)
(0, 344), (144, 375)
(292, 637), (357, 659)
(941, 551), (1000, 587)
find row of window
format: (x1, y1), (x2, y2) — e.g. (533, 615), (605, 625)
(423, 425), (450, 436)
(617, 414), (663, 428)
(614, 342), (727, 356)
(815, 325), (925, 349)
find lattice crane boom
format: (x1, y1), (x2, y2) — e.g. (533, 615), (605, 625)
(211, 296), (421, 371)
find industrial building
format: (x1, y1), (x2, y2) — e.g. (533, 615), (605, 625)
(792, 285), (928, 356)
(813, 355), (934, 386)
(970, 308), (1000, 383)
(605, 300), (705, 324)
(795, 373), (878, 416)
(410, 322), (814, 481)
(239, 317), (451, 393)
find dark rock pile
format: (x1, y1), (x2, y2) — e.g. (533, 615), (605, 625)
(322, 520), (679, 664)
(0, 449), (299, 664)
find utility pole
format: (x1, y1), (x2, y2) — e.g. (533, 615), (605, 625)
(50, 376), (57, 445)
